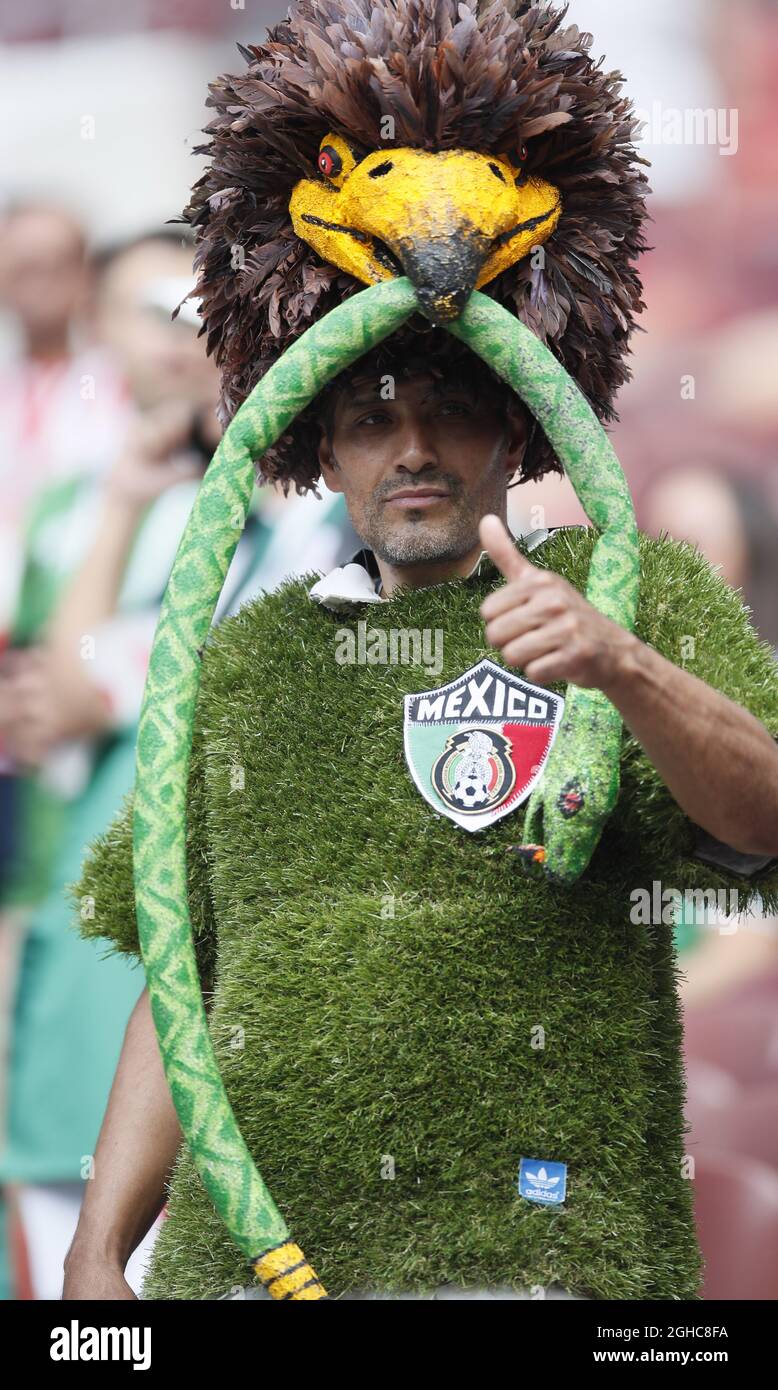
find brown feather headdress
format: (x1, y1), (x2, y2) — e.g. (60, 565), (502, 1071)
(181, 0), (650, 494)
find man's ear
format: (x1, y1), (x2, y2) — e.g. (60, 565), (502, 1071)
(317, 424), (343, 495)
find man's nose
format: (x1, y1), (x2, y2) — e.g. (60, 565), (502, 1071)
(393, 422), (440, 471)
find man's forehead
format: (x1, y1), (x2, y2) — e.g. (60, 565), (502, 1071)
(339, 369), (474, 404)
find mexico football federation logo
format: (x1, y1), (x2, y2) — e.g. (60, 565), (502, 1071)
(403, 658), (564, 832)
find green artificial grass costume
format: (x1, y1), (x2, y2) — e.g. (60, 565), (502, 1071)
(127, 280), (640, 1294)
(73, 528), (778, 1299)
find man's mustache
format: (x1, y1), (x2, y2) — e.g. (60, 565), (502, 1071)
(376, 473), (463, 503)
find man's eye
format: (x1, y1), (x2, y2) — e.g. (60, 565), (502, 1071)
(437, 400), (472, 416)
(356, 411), (391, 426)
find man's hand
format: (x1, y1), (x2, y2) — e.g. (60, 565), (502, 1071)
(3, 647), (111, 766)
(478, 514), (634, 692)
(106, 402), (205, 510)
(477, 514), (778, 856)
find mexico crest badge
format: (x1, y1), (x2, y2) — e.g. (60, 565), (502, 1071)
(403, 658), (564, 832)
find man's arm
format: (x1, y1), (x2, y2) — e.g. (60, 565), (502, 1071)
(479, 514), (778, 857)
(14, 405), (204, 762)
(597, 639), (778, 856)
(49, 403), (202, 659)
(62, 987), (182, 1300)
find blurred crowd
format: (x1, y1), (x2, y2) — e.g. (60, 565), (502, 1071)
(1, 0), (777, 1304)
(0, 203), (361, 1299)
(517, 0), (778, 1300)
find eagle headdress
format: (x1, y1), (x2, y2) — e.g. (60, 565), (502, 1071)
(183, 0), (649, 492)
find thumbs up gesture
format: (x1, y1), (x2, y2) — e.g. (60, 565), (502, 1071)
(478, 514), (633, 692)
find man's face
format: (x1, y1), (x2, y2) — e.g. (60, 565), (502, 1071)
(0, 209), (87, 338)
(317, 370), (526, 566)
(96, 242), (218, 412)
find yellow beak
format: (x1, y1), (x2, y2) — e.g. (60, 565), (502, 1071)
(290, 146), (561, 324)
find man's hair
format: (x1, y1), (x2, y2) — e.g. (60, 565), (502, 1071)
(295, 325), (532, 495)
(90, 226), (195, 281)
(0, 198), (87, 259)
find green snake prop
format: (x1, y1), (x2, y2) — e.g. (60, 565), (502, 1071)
(132, 277), (639, 1297)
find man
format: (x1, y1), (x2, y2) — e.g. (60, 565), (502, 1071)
(62, 333), (778, 1300)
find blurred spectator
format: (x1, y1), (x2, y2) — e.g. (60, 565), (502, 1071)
(0, 228), (355, 1299)
(643, 465), (778, 1011)
(0, 200), (131, 1301)
(643, 467), (778, 651)
(0, 202), (130, 908)
(0, 202), (129, 646)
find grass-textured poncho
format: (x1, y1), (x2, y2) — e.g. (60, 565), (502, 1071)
(73, 529), (778, 1299)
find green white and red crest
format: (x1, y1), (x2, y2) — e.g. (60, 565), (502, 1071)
(403, 658), (564, 832)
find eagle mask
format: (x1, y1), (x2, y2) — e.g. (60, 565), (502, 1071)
(183, 0), (649, 492)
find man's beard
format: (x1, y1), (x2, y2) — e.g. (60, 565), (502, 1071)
(354, 471), (482, 567)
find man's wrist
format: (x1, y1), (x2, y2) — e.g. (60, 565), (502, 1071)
(65, 1213), (133, 1269)
(599, 626), (652, 706)
(101, 481), (147, 527)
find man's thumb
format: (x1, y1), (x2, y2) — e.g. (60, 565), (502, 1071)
(479, 513), (530, 582)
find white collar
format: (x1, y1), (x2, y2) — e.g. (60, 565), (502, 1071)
(308, 526), (556, 613)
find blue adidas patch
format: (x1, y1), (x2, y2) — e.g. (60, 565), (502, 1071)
(518, 1157), (567, 1205)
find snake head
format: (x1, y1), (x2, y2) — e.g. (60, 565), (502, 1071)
(508, 688), (623, 886)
